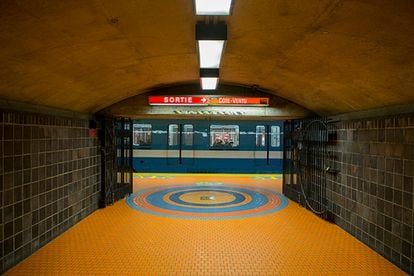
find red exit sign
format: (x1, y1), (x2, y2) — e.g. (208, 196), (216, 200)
(148, 96), (208, 105)
(148, 96), (269, 106)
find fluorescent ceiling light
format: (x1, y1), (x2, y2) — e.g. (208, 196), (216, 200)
(198, 40), (224, 68)
(201, 77), (218, 90)
(195, 0), (232, 15)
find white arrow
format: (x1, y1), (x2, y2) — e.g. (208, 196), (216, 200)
(201, 97), (207, 103)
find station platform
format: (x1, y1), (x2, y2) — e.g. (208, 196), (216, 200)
(5, 174), (405, 275)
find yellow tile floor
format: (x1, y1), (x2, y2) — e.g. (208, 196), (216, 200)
(5, 174), (406, 275)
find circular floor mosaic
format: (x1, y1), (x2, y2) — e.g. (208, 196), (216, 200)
(126, 184), (288, 219)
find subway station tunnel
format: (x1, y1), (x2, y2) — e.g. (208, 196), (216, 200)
(0, 0), (413, 275)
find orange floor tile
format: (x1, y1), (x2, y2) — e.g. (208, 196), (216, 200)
(5, 174), (406, 275)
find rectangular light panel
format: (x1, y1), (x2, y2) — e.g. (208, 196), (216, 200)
(201, 77), (218, 90)
(198, 40), (224, 68)
(195, 0), (232, 15)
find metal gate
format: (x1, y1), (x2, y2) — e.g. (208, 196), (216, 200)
(298, 119), (329, 217)
(283, 118), (338, 220)
(99, 118), (133, 207)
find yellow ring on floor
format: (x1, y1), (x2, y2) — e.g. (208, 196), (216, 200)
(178, 191), (236, 205)
(162, 189), (252, 209)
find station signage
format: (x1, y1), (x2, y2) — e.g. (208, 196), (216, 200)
(148, 96), (208, 105)
(208, 97), (269, 106)
(148, 96), (269, 106)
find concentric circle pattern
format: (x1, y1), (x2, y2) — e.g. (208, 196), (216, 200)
(127, 184), (288, 219)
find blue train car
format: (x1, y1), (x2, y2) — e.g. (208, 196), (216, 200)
(133, 119), (283, 173)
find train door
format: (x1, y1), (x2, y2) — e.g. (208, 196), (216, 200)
(254, 124), (282, 167)
(181, 124), (195, 165)
(167, 123), (194, 166)
(254, 125), (269, 166)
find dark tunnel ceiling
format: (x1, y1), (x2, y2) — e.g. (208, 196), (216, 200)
(0, 0), (413, 116)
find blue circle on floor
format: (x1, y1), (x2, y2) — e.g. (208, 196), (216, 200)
(127, 184), (288, 220)
(146, 186), (266, 212)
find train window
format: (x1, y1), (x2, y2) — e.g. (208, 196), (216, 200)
(271, 126), (281, 147)
(210, 125), (239, 147)
(182, 124), (193, 146)
(168, 124), (179, 146)
(256, 125), (266, 147)
(133, 124), (152, 146)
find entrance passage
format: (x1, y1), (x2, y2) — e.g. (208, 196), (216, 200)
(6, 173), (405, 275)
(133, 119), (284, 173)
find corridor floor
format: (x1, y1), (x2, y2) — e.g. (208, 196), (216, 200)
(5, 174), (405, 275)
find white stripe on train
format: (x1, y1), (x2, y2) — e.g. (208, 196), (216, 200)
(133, 149), (283, 159)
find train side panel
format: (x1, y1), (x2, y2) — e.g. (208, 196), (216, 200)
(132, 119), (283, 173)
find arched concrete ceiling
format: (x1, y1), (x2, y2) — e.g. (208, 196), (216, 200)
(0, 0), (413, 115)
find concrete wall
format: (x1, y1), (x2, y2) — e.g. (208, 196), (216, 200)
(0, 110), (100, 273)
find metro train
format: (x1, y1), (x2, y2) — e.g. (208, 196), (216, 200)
(132, 119), (283, 173)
